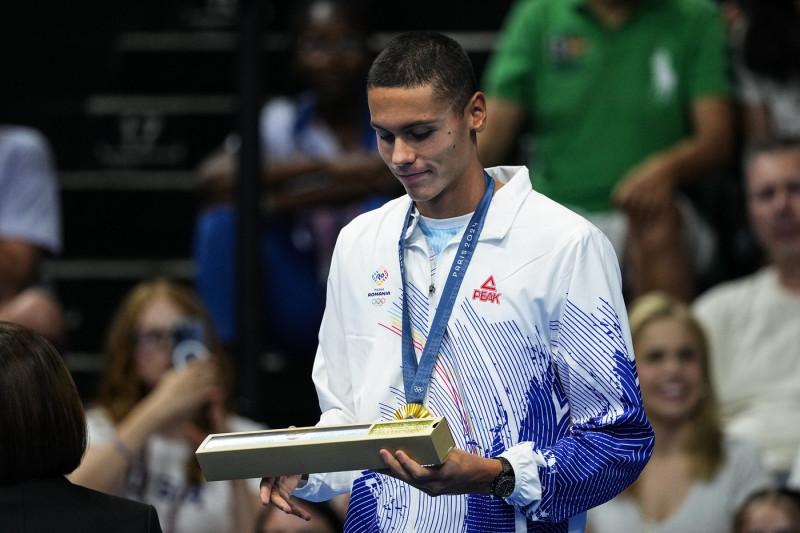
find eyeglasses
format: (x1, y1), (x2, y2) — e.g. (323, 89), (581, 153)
(133, 328), (173, 352)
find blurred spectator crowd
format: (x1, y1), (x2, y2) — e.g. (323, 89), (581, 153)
(1, 0), (800, 532)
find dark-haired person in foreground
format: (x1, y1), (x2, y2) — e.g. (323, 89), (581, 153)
(0, 321), (163, 532)
(261, 32), (654, 532)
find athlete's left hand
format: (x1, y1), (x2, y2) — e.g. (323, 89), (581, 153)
(377, 448), (502, 497)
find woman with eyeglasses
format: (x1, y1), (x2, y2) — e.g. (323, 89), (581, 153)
(68, 278), (265, 533)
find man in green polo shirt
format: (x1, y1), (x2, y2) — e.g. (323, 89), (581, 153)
(480, 0), (733, 302)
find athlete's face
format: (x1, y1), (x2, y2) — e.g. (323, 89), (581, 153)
(368, 84), (486, 218)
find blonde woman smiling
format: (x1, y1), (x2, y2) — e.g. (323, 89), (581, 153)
(588, 292), (772, 533)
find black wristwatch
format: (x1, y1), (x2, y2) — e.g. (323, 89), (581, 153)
(490, 456), (515, 498)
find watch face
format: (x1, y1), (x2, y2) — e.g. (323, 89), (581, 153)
(494, 475), (515, 498)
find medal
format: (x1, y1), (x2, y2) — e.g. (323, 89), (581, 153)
(397, 171), (494, 410)
(392, 403), (434, 420)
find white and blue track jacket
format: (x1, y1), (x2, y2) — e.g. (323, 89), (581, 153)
(294, 166), (654, 533)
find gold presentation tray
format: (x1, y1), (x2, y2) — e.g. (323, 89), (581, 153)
(195, 416), (455, 481)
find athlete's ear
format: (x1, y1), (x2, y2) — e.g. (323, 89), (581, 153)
(468, 92), (487, 133)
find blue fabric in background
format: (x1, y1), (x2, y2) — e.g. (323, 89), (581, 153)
(193, 206), (324, 360)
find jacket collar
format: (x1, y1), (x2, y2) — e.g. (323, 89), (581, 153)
(399, 166), (531, 242)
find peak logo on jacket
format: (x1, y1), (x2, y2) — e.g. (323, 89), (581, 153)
(473, 276), (501, 304)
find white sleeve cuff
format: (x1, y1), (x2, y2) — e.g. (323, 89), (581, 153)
(499, 443), (545, 512)
(293, 471), (356, 503)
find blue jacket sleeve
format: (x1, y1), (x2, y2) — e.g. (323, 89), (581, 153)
(504, 226), (654, 522)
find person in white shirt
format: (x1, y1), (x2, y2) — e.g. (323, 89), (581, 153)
(69, 279), (264, 533)
(693, 136), (800, 481)
(0, 126), (64, 347)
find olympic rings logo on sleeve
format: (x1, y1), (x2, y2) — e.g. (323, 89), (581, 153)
(372, 297), (386, 307)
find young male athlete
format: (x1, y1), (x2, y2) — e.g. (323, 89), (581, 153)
(261, 31), (654, 532)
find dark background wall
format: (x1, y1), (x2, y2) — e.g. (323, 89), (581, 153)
(0, 0), (516, 425)
(0, 1), (516, 169)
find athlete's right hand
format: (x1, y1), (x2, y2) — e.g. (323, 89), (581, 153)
(260, 474), (309, 520)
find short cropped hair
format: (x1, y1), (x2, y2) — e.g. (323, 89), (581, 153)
(743, 135), (800, 173)
(0, 322), (87, 485)
(367, 31), (478, 116)
(290, 0), (368, 37)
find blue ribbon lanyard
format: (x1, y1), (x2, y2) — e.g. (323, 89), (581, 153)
(398, 171), (494, 405)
